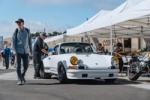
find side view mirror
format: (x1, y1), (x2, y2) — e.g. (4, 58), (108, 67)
(52, 51), (57, 55)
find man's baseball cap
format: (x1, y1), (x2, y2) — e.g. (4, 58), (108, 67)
(15, 18), (24, 23)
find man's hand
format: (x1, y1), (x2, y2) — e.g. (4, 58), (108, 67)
(41, 49), (48, 54)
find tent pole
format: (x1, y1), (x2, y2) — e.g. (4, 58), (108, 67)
(110, 25), (113, 55)
(140, 26), (144, 49)
(63, 34), (66, 42)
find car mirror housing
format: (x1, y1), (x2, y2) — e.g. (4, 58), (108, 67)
(52, 52), (57, 55)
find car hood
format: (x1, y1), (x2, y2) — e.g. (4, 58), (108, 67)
(61, 53), (112, 69)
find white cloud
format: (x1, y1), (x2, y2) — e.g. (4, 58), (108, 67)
(26, 21), (66, 32)
(0, 20), (64, 38)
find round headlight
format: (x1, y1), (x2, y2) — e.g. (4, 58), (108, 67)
(70, 56), (78, 65)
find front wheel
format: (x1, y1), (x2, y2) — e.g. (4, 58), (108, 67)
(128, 63), (142, 81)
(128, 71), (142, 81)
(58, 65), (68, 83)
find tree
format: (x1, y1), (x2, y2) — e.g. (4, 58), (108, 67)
(52, 31), (63, 36)
(48, 33), (53, 36)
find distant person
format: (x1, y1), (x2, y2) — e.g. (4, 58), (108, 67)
(0, 50), (3, 62)
(4, 45), (11, 69)
(33, 33), (48, 79)
(0, 49), (5, 66)
(12, 18), (32, 85)
(97, 43), (105, 53)
(114, 42), (123, 73)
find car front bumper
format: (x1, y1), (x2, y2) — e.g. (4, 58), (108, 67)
(66, 69), (119, 80)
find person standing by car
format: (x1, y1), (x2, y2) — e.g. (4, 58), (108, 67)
(33, 33), (48, 79)
(114, 42), (124, 73)
(97, 43), (105, 53)
(4, 45), (11, 69)
(12, 18), (32, 85)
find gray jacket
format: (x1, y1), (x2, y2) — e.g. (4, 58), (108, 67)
(12, 27), (32, 54)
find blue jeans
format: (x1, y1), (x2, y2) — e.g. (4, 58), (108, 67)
(16, 53), (29, 81)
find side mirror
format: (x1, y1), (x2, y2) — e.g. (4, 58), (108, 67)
(52, 51), (57, 55)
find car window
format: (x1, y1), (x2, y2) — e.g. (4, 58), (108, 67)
(60, 43), (93, 54)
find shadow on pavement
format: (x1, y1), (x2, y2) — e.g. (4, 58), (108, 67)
(67, 79), (141, 85)
(137, 79), (150, 83)
(25, 78), (142, 86)
(26, 82), (60, 86)
(0, 69), (16, 75)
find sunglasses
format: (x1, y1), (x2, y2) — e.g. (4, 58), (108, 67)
(16, 22), (22, 25)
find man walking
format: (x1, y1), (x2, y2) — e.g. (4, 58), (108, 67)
(33, 33), (47, 79)
(12, 18), (32, 85)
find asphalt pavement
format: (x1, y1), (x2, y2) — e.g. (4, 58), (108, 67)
(0, 64), (150, 100)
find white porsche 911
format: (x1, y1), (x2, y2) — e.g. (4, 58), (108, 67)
(42, 42), (119, 83)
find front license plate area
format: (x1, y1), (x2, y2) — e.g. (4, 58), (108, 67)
(82, 74), (88, 78)
(109, 74), (114, 77)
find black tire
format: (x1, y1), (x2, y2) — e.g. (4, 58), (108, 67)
(58, 65), (68, 83)
(105, 79), (116, 84)
(128, 71), (142, 81)
(128, 63), (142, 81)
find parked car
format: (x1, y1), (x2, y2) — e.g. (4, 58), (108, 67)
(42, 42), (119, 83)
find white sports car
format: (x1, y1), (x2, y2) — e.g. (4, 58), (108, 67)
(42, 42), (119, 83)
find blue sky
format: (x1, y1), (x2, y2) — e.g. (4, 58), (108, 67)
(0, 0), (125, 37)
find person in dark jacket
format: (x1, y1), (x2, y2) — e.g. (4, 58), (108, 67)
(33, 33), (48, 79)
(12, 18), (32, 85)
(4, 46), (11, 69)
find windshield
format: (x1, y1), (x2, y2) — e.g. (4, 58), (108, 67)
(60, 43), (93, 54)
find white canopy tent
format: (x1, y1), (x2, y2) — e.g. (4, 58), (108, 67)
(44, 35), (64, 43)
(66, 0), (145, 36)
(45, 0), (150, 52)
(66, 10), (111, 36)
(44, 10), (111, 46)
(66, 0), (150, 53)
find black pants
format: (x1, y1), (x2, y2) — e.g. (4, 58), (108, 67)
(119, 58), (123, 73)
(33, 53), (43, 77)
(16, 53), (29, 81)
(4, 56), (9, 69)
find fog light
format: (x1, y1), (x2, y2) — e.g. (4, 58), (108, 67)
(78, 66), (85, 69)
(70, 56), (78, 65)
(111, 66), (116, 69)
